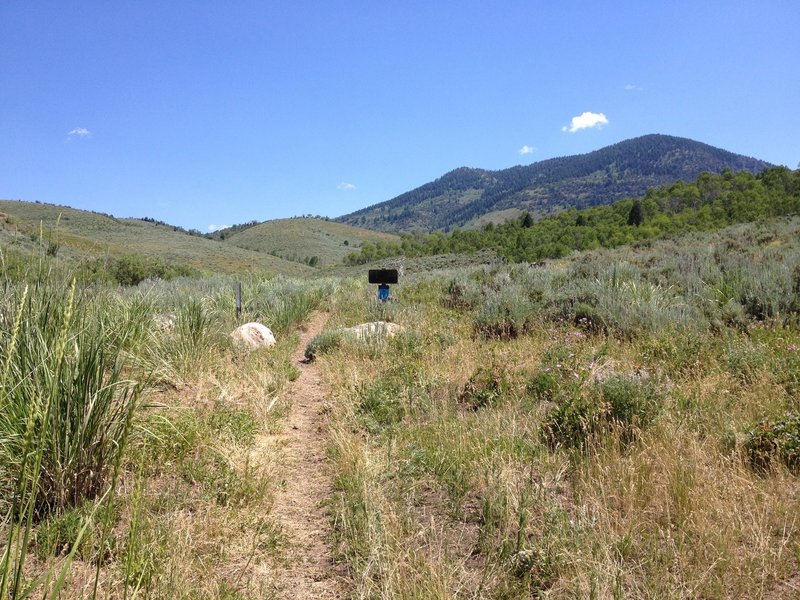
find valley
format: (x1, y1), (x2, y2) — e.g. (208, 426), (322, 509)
(1, 137), (799, 599)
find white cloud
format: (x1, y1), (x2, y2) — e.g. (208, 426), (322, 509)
(624, 83), (642, 91)
(207, 224), (230, 232)
(561, 112), (609, 133)
(337, 182), (356, 190)
(519, 145), (537, 155)
(67, 127), (91, 138)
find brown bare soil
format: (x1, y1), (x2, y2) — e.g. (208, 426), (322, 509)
(268, 311), (346, 599)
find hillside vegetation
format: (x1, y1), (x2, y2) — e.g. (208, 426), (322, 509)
(0, 200), (312, 277)
(319, 216), (800, 597)
(344, 166), (800, 264)
(337, 134), (771, 232)
(221, 217), (399, 267)
(2, 209), (799, 597)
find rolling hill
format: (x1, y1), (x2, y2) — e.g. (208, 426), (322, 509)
(337, 134), (772, 233)
(219, 217), (400, 267)
(0, 200), (314, 276)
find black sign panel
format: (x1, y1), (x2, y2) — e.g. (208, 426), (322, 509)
(368, 269), (399, 284)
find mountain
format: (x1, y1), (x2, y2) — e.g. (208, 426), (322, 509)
(0, 200), (313, 276)
(219, 217), (400, 267)
(336, 134), (772, 233)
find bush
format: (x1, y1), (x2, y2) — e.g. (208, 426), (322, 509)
(473, 284), (539, 339)
(459, 364), (511, 410)
(34, 504), (88, 560)
(543, 393), (598, 450)
(744, 413), (800, 472)
(543, 375), (662, 449)
(442, 276), (481, 310)
(111, 254), (197, 286)
(772, 346), (800, 397)
(526, 370), (559, 402)
(304, 329), (344, 361)
(573, 302), (607, 334)
(354, 379), (405, 433)
(33, 500), (118, 562)
(599, 375), (662, 433)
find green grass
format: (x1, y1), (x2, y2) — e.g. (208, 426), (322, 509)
(223, 217), (400, 267)
(0, 199), (313, 276)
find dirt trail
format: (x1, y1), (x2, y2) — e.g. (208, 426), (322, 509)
(270, 311), (345, 599)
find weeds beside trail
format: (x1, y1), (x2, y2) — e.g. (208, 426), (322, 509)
(0, 268), (337, 598)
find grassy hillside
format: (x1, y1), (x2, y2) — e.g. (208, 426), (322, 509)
(222, 217), (399, 266)
(0, 200), (313, 276)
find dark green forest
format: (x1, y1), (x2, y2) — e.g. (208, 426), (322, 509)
(344, 166), (800, 264)
(337, 134), (771, 232)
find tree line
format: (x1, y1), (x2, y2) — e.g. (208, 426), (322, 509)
(343, 167), (800, 265)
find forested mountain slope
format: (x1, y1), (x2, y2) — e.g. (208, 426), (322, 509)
(337, 134), (771, 233)
(343, 166), (800, 264)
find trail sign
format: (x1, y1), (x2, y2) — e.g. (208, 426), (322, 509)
(369, 269), (398, 301)
(368, 269), (399, 284)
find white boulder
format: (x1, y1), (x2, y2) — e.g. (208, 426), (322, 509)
(230, 322), (276, 350)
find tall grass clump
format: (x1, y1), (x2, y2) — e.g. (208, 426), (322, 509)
(134, 294), (222, 387)
(584, 265), (700, 337)
(0, 281), (141, 597)
(244, 276), (332, 335)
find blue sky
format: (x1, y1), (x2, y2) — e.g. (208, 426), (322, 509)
(1, 1), (798, 231)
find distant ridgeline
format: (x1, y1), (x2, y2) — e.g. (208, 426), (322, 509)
(344, 167), (800, 265)
(337, 134), (771, 233)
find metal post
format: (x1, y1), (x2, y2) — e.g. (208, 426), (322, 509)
(235, 282), (242, 321)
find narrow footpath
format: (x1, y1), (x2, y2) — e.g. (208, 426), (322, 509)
(269, 311), (344, 599)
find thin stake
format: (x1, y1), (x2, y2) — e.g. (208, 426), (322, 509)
(235, 282), (242, 321)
